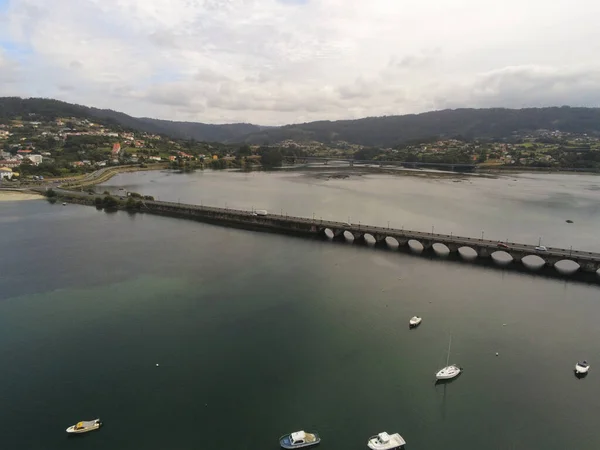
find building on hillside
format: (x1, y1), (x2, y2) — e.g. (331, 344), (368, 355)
(27, 154), (43, 165)
(0, 167), (13, 180)
(17, 149), (32, 155)
(112, 143), (121, 157)
(0, 160), (20, 169)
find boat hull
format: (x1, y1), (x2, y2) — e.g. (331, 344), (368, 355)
(435, 365), (462, 380)
(575, 365), (590, 374)
(66, 419), (102, 434)
(279, 434), (321, 449)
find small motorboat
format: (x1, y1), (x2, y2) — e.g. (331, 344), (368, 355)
(575, 360), (590, 374)
(409, 316), (422, 328)
(66, 419), (102, 434)
(367, 431), (406, 450)
(62, 202), (67, 206)
(279, 430), (321, 449)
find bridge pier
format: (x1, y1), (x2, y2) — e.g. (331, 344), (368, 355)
(580, 261), (600, 273)
(477, 246), (493, 259)
(374, 235), (388, 248)
(332, 229), (347, 241)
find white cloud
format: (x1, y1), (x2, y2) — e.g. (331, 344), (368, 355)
(1, 0), (600, 124)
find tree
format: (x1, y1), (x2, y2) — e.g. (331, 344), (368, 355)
(237, 144), (252, 157)
(102, 195), (118, 209)
(259, 148), (283, 168)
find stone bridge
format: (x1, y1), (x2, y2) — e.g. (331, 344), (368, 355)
(286, 157), (476, 172)
(136, 199), (600, 277)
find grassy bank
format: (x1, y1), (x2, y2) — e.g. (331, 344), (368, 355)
(61, 163), (169, 189)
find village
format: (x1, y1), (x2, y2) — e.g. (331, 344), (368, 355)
(2, 114), (600, 183)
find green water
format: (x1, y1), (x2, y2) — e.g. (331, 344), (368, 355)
(1, 172), (600, 449)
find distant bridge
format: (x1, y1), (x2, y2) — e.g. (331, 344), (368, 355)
(54, 189), (600, 281)
(284, 157), (476, 172)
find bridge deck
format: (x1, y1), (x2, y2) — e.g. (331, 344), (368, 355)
(146, 199), (600, 262)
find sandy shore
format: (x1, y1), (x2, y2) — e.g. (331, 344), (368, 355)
(0, 191), (43, 202)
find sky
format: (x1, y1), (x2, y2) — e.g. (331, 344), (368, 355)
(1, 0), (600, 125)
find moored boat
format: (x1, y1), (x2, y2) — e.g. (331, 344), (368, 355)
(280, 430), (321, 449)
(66, 419), (102, 434)
(575, 360), (590, 374)
(367, 431), (406, 450)
(436, 335), (462, 381)
(409, 316), (422, 328)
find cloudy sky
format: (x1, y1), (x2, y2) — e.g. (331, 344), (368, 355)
(1, 0), (600, 125)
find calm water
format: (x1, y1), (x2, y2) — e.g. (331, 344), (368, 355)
(0, 170), (599, 450)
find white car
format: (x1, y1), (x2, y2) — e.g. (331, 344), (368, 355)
(535, 245), (547, 251)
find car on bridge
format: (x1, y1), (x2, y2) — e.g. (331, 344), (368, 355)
(497, 242), (510, 249)
(535, 245), (547, 252)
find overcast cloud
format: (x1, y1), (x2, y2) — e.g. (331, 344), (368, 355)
(1, 0), (600, 125)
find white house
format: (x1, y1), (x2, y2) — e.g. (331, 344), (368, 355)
(27, 154), (43, 165)
(0, 167), (13, 180)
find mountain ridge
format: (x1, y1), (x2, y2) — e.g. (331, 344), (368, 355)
(2, 97), (600, 147)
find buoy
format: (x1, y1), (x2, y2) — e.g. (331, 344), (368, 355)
(496, 352), (499, 356)
(503, 324), (507, 326)
(156, 364), (159, 367)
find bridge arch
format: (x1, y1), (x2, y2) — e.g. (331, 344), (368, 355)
(408, 239), (424, 253)
(521, 254), (546, 270)
(322, 228), (335, 239)
(458, 246), (478, 260)
(385, 236), (400, 249)
(491, 250), (513, 266)
(362, 233), (376, 245)
(432, 242), (451, 256)
(554, 259), (580, 275)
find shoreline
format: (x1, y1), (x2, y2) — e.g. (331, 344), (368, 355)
(0, 190), (44, 202)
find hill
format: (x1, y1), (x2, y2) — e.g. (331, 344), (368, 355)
(238, 107), (600, 147)
(3, 97), (600, 146)
(0, 97), (261, 143)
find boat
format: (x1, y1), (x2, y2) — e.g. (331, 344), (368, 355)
(279, 430), (321, 449)
(435, 335), (462, 380)
(62, 202), (67, 206)
(575, 360), (590, 374)
(409, 316), (422, 328)
(367, 431), (406, 450)
(66, 419), (102, 434)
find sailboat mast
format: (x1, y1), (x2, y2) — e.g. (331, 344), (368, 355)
(446, 335), (452, 366)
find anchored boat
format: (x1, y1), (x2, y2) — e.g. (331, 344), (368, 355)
(66, 419), (102, 434)
(279, 430), (321, 449)
(575, 360), (590, 374)
(436, 335), (462, 381)
(367, 432), (406, 450)
(409, 316), (422, 328)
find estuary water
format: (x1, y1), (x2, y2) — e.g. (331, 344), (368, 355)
(0, 169), (599, 450)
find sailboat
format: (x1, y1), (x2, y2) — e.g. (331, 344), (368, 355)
(435, 335), (462, 380)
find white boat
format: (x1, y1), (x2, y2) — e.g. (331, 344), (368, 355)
(575, 360), (590, 374)
(409, 316), (422, 328)
(66, 419), (102, 434)
(436, 335), (462, 380)
(279, 430), (321, 449)
(367, 431), (406, 450)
